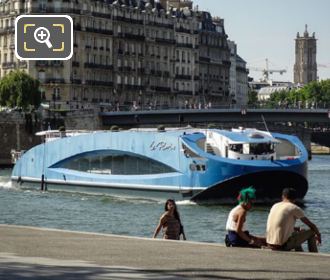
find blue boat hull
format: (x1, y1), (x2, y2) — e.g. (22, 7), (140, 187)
(192, 168), (308, 203)
(11, 129), (308, 203)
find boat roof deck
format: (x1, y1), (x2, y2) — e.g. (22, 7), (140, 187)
(215, 129), (279, 144)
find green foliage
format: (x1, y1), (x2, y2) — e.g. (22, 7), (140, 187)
(266, 80), (330, 108)
(207, 123), (217, 129)
(0, 70), (41, 110)
(157, 125), (166, 132)
(264, 90), (290, 108)
(110, 125), (119, 132)
(247, 90), (259, 106)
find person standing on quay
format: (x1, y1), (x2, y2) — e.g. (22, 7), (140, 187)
(153, 199), (186, 240)
(266, 188), (321, 252)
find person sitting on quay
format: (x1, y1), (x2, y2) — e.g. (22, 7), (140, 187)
(153, 199), (186, 240)
(225, 186), (266, 248)
(266, 188), (321, 252)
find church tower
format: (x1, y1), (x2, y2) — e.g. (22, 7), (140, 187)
(294, 25), (317, 84)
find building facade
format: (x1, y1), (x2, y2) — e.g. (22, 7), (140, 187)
(197, 13), (231, 107)
(228, 40), (248, 107)
(0, 0), (231, 110)
(294, 25), (317, 85)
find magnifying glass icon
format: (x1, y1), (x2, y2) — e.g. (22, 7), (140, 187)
(34, 27), (53, 49)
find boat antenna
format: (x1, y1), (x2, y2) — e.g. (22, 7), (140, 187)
(261, 114), (269, 133)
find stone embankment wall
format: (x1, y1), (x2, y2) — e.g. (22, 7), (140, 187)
(0, 110), (101, 166)
(0, 111), (41, 166)
(63, 109), (101, 131)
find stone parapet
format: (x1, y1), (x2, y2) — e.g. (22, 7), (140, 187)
(0, 112), (41, 166)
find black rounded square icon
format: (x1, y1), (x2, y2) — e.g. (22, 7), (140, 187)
(15, 15), (73, 60)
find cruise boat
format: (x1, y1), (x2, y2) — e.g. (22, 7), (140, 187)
(11, 128), (308, 203)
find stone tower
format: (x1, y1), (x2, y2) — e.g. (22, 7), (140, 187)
(294, 25), (317, 84)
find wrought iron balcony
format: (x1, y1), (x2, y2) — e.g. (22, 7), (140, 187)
(155, 38), (176, 45)
(71, 79), (82, 84)
(175, 74), (192, 80)
(36, 60), (48, 67)
(85, 80), (114, 87)
(18, 61), (27, 68)
(175, 27), (191, 34)
(113, 16), (143, 25)
(118, 32), (145, 41)
(199, 56), (211, 63)
(151, 86), (171, 92)
(91, 11), (111, 19)
(2, 62), (16, 69)
(51, 61), (64, 67)
(30, 7), (81, 14)
(148, 21), (174, 29)
(0, 27), (14, 34)
(45, 78), (66, 84)
(84, 63), (113, 70)
(176, 43), (193, 49)
(85, 26), (113, 35)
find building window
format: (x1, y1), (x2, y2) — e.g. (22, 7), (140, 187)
(38, 70), (45, 83)
(53, 87), (60, 100)
(38, 0), (47, 11)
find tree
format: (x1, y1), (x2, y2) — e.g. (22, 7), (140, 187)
(264, 79), (330, 109)
(247, 90), (259, 107)
(266, 90), (290, 108)
(292, 80), (330, 108)
(0, 70), (41, 109)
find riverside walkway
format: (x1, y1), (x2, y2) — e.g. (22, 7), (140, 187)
(0, 225), (329, 279)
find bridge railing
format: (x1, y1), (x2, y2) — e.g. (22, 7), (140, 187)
(98, 103), (330, 112)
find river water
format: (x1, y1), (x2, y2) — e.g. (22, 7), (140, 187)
(0, 155), (329, 253)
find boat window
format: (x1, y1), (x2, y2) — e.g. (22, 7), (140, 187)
(249, 143), (275, 155)
(228, 144), (243, 154)
(249, 133), (264, 139)
(59, 152), (176, 175)
(189, 163), (206, 172)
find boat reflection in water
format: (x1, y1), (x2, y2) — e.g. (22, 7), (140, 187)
(11, 127), (308, 204)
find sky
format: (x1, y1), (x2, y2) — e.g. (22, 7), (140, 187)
(193, 0), (330, 82)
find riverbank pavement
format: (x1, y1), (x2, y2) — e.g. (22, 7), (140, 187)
(0, 224), (329, 279)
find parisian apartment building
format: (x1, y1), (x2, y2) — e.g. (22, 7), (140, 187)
(0, 0), (248, 110)
(228, 40), (249, 107)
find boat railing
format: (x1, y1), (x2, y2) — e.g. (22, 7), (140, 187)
(36, 130), (91, 142)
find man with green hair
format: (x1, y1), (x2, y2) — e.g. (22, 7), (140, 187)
(225, 186), (266, 247)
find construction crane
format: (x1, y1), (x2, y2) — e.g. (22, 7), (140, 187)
(318, 63), (330, 68)
(248, 58), (287, 82)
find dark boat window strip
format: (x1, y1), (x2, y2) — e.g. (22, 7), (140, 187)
(56, 151), (176, 175)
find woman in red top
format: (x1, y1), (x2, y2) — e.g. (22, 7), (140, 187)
(153, 199), (186, 240)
